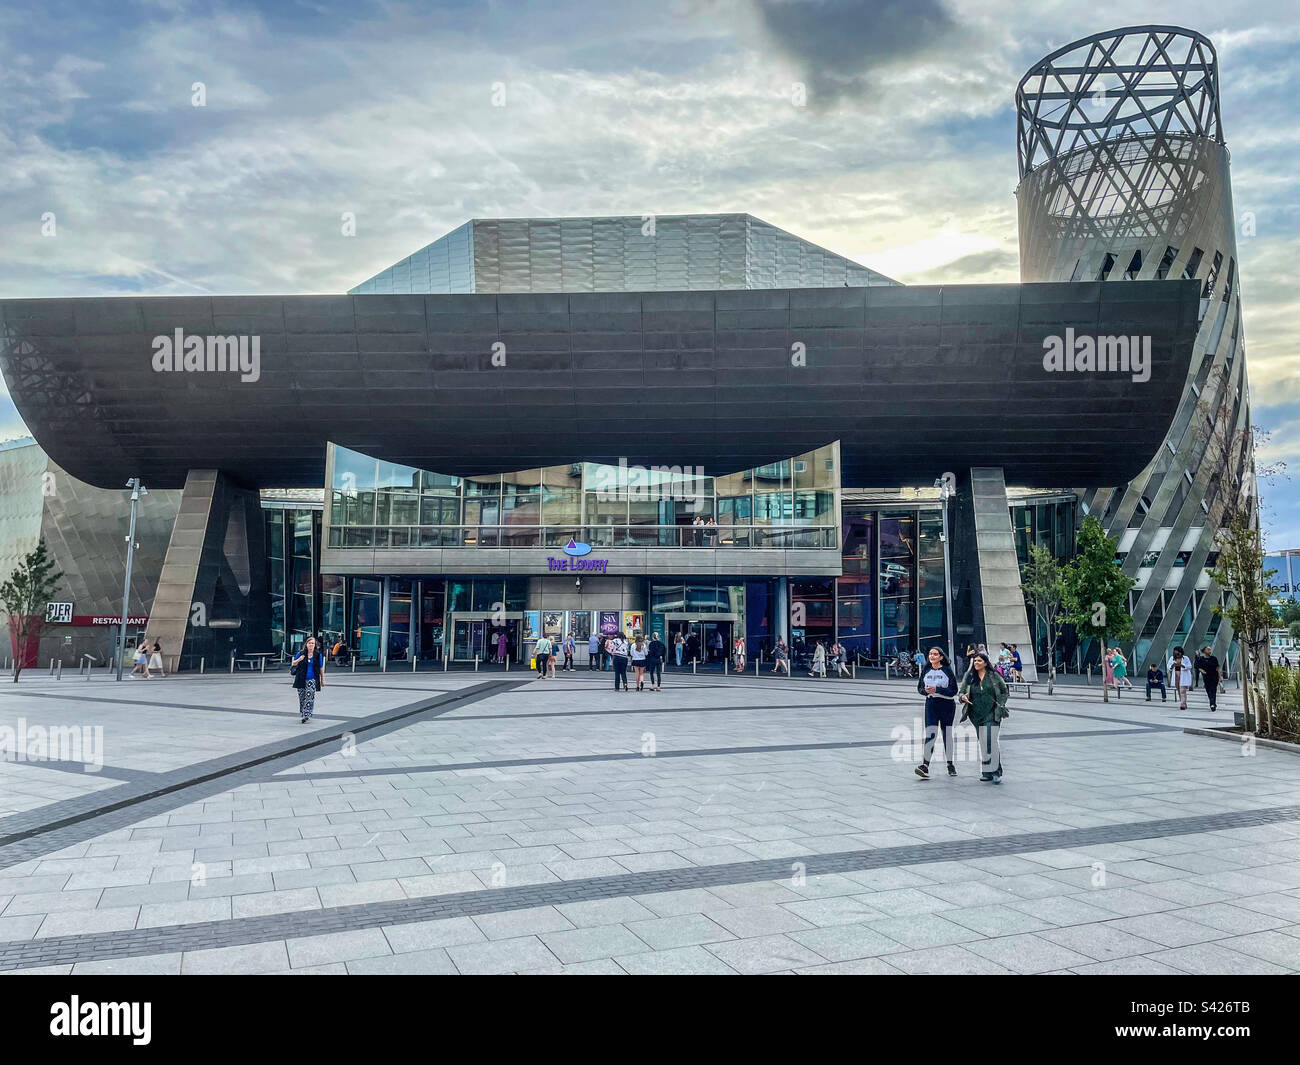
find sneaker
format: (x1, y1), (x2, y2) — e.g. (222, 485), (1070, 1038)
(947, 762), (957, 777)
(914, 764), (930, 780)
(991, 771), (1002, 784)
(979, 772), (993, 782)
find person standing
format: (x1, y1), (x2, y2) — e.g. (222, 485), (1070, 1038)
(588, 631), (600, 671)
(808, 641), (826, 678)
(1102, 647), (1117, 698)
(1198, 646), (1221, 712)
(915, 647), (959, 779)
(1192, 648), (1207, 690)
(733, 636), (746, 674)
(833, 641), (851, 678)
(1145, 662), (1167, 701)
(148, 638), (166, 677)
(563, 633), (575, 672)
(959, 651), (1009, 783)
(534, 634), (552, 679)
(630, 635), (648, 691)
(674, 631), (685, 667)
(291, 636), (324, 724)
(609, 631), (630, 692)
(496, 629), (508, 665)
(1167, 646), (1192, 709)
(646, 631), (666, 691)
(547, 636), (559, 678)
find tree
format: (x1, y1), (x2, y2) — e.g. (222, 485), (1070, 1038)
(0, 540), (64, 682)
(1278, 599), (1300, 627)
(1022, 544), (1065, 679)
(1209, 512), (1275, 734)
(1288, 620), (1300, 643)
(1062, 516), (1135, 701)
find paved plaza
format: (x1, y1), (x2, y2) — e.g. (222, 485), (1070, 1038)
(0, 667), (1297, 975)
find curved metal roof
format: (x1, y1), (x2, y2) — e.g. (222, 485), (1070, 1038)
(0, 281), (1199, 491)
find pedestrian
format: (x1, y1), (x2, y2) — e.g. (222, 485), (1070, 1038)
(808, 641), (826, 678)
(630, 634), (648, 691)
(833, 641), (852, 677)
(1112, 648), (1132, 690)
(674, 631), (685, 667)
(712, 629), (724, 663)
(149, 638), (166, 677)
(1010, 644), (1023, 682)
(915, 646), (959, 779)
(692, 515), (704, 547)
(958, 651), (1009, 783)
(1145, 662), (1167, 702)
(772, 638), (790, 676)
(733, 636), (746, 674)
(647, 631), (666, 691)
(547, 636), (559, 678)
(609, 631), (630, 691)
(1167, 646), (1192, 709)
(563, 633), (575, 671)
(534, 634), (552, 679)
(1198, 646), (1221, 712)
(291, 635), (324, 724)
(130, 640), (151, 679)
(1192, 647), (1206, 690)
(1102, 646), (1117, 697)
(588, 631), (600, 670)
(686, 631), (700, 664)
(497, 629), (508, 665)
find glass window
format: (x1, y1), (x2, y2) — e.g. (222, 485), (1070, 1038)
(879, 512), (916, 561)
(918, 511), (943, 559)
(473, 580), (504, 613)
(349, 578), (382, 663)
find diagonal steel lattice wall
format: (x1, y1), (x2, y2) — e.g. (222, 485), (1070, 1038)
(1015, 25), (1255, 673)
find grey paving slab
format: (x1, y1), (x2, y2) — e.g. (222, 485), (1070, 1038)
(447, 935), (560, 975)
(182, 940), (291, 974)
(286, 928), (393, 968)
(964, 933), (1095, 974)
(540, 924), (650, 964)
(615, 945), (739, 975)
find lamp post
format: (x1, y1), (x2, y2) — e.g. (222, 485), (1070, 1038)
(115, 478), (146, 681)
(935, 475), (956, 667)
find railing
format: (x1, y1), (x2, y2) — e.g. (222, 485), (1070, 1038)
(327, 524), (839, 550)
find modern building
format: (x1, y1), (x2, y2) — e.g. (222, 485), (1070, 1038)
(1265, 548), (1300, 605)
(0, 27), (1247, 678)
(1016, 25), (1253, 669)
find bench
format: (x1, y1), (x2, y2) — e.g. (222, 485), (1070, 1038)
(1008, 680), (1033, 698)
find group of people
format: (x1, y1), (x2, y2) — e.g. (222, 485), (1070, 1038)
(129, 638), (166, 679)
(954, 643), (1023, 682)
(532, 633), (577, 678)
(1144, 645), (1220, 711)
(913, 647), (1010, 784)
(586, 631), (666, 692)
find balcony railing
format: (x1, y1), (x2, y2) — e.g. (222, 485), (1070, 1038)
(327, 523), (838, 550)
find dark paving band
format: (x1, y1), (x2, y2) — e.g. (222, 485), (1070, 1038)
(281, 726), (1170, 782)
(1, 802), (1295, 972)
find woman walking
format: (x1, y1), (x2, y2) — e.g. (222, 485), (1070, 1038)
(915, 646), (959, 779)
(1102, 647), (1117, 698)
(1168, 646), (1192, 709)
(808, 641), (827, 678)
(148, 638), (166, 677)
(609, 631), (631, 692)
(630, 634), (648, 691)
(674, 631), (685, 668)
(831, 641), (851, 678)
(772, 638), (790, 676)
(646, 632), (665, 691)
(291, 635), (324, 724)
(1112, 648), (1132, 691)
(959, 651), (1009, 783)
(131, 640), (151, 679)
(733, 636), (746, 674)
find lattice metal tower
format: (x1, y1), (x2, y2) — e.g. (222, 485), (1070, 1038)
(1016, 26), (1254, 671)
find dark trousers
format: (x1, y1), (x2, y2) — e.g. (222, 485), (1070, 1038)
(612, 656), (629, 690)
(647, 662), (662, 687)
(1204, 677), (1219, 709)
(1146, 680), (1166, 700)
(922, 699), (956, 765)
(588, 652), (598, 671)
(536, 653), (548, 677)
(564, 652), (573, 670)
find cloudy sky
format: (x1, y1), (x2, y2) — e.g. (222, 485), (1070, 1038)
(0, 0), (1296, 541)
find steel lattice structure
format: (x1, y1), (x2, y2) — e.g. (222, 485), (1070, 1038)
(1016, 26), (1255, 675)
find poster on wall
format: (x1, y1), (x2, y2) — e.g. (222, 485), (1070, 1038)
(543, 611), (563, 636)
(623, 611), (644, 635)
(599, 611), (619, 636)
(523, 611), (539, 640)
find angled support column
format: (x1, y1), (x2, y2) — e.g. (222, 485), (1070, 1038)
(149, 470), (269, 671)
(950, 468), (1037, 681)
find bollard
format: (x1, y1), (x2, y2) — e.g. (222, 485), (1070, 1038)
(57, 660), (63, 680)
(351, 654), (357, 673)
(755, 657), (759, 677)
(443, 653), (448, 672)
(885, 661), (890, 680)
(1087, 665), (1092, 685)
(692, 658), (697, 675)
(200, 657), (205, 674)
(230, 652), (236, 674)
(382, 654), (387, 673)
(504, 654), (509, 672)
(724, 656), (727, 676)
(852, 663), (857, 680)
(50, 659), (55, 675)
(412, 655), (418, 672)
(474, 655), (479, 672)
(260, 657), (266, 674)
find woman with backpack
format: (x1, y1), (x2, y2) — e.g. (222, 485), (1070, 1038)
(914, 646), (959, 780)
(959, 651), (1009, 783)
(291, 635), (324, 724)
(646, 632), (666, 691)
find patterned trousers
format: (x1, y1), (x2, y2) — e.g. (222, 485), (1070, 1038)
(298, 685), (316, 720)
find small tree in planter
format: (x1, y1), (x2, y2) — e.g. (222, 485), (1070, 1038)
(1023, 544), (1065, 690)
(1062, 516), (1135, 702)
(1209, 513), (1275, 734)
(0, 540), (63, 682)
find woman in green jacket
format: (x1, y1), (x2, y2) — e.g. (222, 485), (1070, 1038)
(959, 652), (1010, 783)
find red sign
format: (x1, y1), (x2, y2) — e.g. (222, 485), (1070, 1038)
(71, 615), (149, 627)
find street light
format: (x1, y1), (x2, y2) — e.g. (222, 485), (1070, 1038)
(115, 478), (147, 681)
(934, 475), (956, 668)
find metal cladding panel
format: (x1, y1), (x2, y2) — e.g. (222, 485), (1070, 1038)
(1, 283), (1198, 492)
